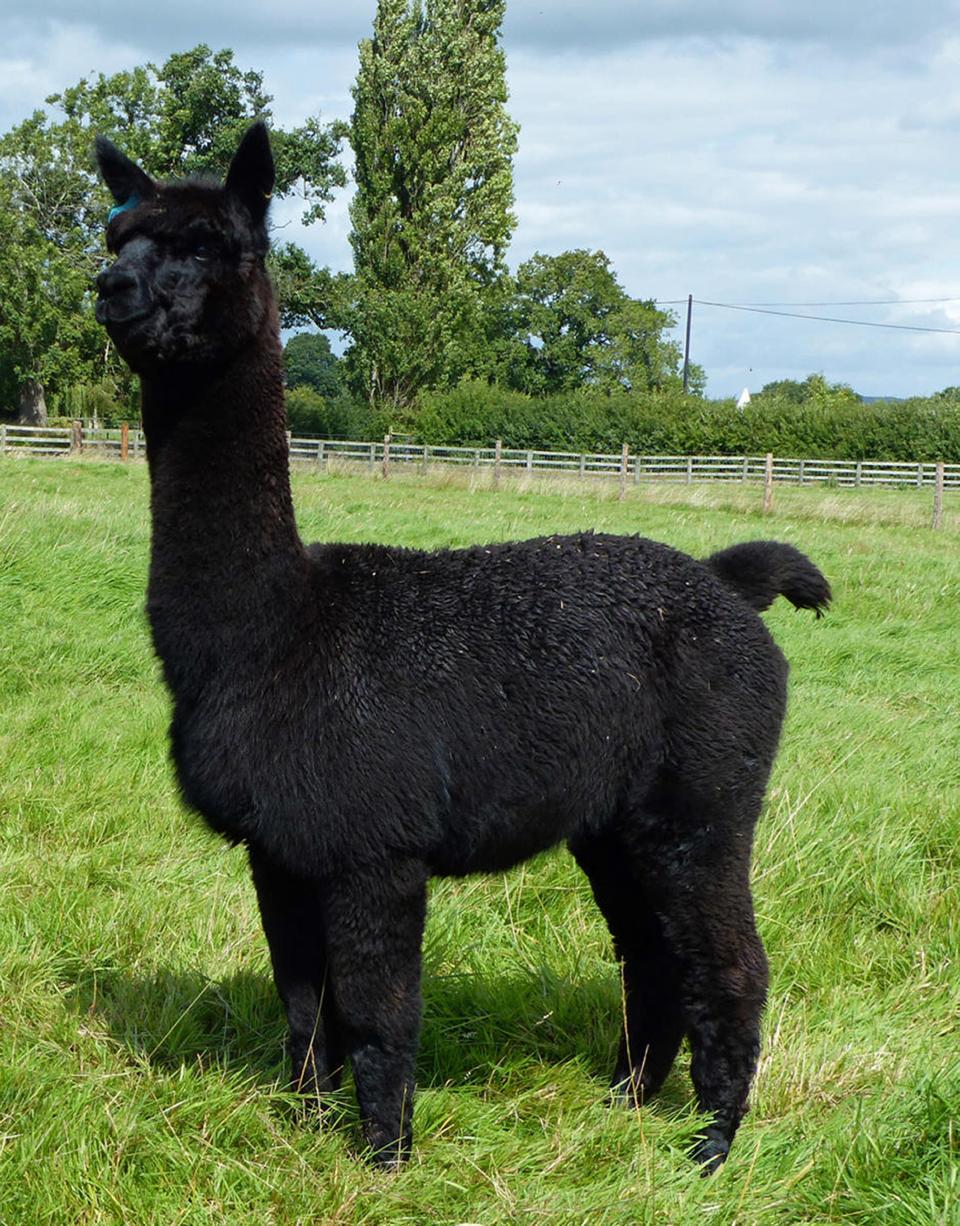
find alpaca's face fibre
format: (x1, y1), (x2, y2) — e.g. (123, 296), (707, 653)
(95, 128), (273, 376)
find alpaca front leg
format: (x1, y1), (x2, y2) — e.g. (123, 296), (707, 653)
(323, 858), (428, 1168)
(248, 847), (343, 1097)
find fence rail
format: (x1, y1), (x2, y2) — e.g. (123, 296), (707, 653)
(2, 422), (958, 491)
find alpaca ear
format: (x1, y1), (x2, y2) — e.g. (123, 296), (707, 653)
(95, 137), (155, 208)
(225, 122), (275, 225)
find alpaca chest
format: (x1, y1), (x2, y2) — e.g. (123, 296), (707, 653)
(168, 689), (310, 846)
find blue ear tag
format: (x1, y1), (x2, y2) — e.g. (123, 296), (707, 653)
(107, 192), (140, 223)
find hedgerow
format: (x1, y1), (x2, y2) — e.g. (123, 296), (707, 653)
(410, 379), (960, 460)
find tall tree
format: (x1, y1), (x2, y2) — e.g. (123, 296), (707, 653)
(504, 249), (694, 396)
(0, 118), (109, 421)
(344, 0), (518, 414)
(0, 46), (346, 419)
(283, 332), (343, 400)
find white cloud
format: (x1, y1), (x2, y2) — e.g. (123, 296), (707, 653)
(503, 0), (960, 51)
(0, 21), (148, 123)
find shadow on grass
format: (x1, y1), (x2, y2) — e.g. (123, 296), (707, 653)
(66, 966), (286, 1085)
(64, 960), (690, 1112)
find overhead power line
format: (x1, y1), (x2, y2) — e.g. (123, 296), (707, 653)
(671, 292), (960, 385)
(735, 296), (960, 307)
(658, 296), (960, 308)
(693, 299), (960, 335)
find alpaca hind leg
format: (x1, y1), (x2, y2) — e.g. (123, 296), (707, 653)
(322, 858), (428, 1168)
(681, 890), (767, 1170)
(570, 829), (686, 1105)
(248, 847), (344, 1097)
(639, 794), (769, 1170)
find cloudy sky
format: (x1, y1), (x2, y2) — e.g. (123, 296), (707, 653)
(4, 1), (960, 397)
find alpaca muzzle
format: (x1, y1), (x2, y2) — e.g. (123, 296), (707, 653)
(95, 264), (153, 327)
(96, 235), (157, 329)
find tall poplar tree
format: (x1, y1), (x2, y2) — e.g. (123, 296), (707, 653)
(345, 0), (518, 413)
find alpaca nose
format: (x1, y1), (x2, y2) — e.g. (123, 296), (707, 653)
(95, 263), (151, 325)
(96, 265), (138, 299)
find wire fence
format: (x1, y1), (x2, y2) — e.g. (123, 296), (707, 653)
(1, 422), (955, 525)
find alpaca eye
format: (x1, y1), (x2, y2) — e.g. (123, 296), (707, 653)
(193, 245), (212, 262)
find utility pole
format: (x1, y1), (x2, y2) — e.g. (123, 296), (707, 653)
(682, 294), (693, 393)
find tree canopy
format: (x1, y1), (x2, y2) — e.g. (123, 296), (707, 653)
(503, 250), (694, 396)
(283, 332), (343, 400)
(45, 46), (346, 217)
(754, 373), (860, 407)
(0, 45), (345, 419)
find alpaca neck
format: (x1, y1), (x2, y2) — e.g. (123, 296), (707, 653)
(141, 321), (307, 694)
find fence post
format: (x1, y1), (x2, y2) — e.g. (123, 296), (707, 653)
(70, 420), (83, 456)
(742, 456), (749, 482)
(686, 456), (693, 484)
(526, 450), (533, 473)
(763, 452), (774, 513)
(494, 438), (502, 489)
(579, 453), (586, 479)
(317, 440), (325, 469)
(382, 433), (391, 479)
(634, 454), (642, 484)
(619, 443), (629, 500)
(0, 423), (6, 454)
(932, 461), (945, 529)
(421, 444), (429, 475)
(120, 421), (129, 461)
(855, 460), (862, 487)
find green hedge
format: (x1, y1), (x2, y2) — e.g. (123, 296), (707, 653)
(284, 386), (374, 440)
(410, 380), (960, 461)
(24, 378), (959, 462)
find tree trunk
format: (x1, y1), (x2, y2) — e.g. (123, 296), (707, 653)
(18, 379), (47, 426)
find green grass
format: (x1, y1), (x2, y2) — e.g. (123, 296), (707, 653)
(1, 457), (958, 1225)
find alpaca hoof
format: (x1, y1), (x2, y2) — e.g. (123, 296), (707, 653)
(289, 1079), (328, 1112)
(608, 1078), (642, 1110)
(691, 1131), (730, 1173)
(608, 1070), (661, 1110)
(369, 1150), (406, 1173)
(366, 1132), (412, 1171)
(289, 1054), (343, 1102)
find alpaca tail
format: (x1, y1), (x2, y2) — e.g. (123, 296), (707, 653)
(703, 540), (831, 617)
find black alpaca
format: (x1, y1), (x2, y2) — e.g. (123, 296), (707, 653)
(95, 125), (830, 1171)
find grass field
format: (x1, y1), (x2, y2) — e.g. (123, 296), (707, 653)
(1, 457), (958, 1224)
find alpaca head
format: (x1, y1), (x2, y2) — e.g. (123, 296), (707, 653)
(95, 123), (276, 375)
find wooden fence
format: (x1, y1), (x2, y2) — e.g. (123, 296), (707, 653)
(0, 422), (145, 460)
(1, 422), (956, 524)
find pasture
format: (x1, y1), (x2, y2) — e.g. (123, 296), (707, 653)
(0, 457), (957, 1224)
